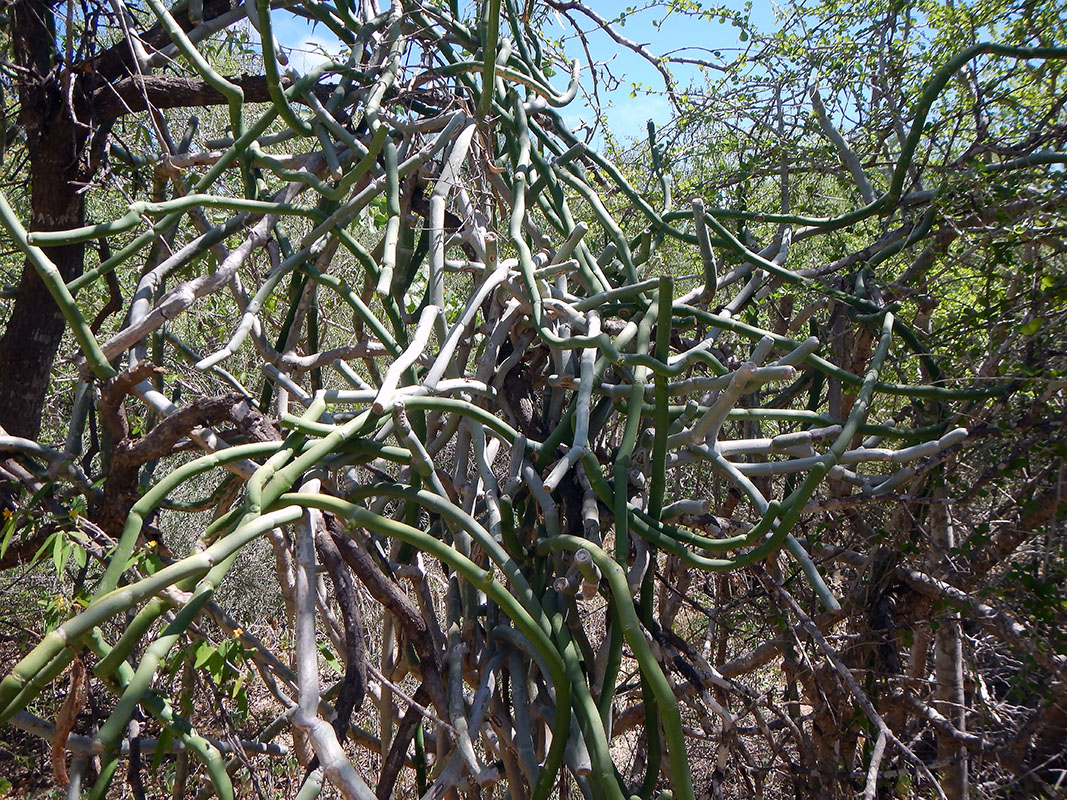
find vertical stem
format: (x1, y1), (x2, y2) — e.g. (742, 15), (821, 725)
(639, 276), (672, 796)
(478, 0), (502, 119)
(931, 483), (969, 800)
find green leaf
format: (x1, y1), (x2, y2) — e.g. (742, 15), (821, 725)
(231, 672), (247, 704)
(206, 650), (227, 683)
(0, 513), (16, 560)
(217, 638), (239, 665)
(52, 532), (69, 575)
(33, 531), (58, 566)
(319, 642), (342, 675)
(194, 640), (216, 670)
(1020, 318), (1042, 335)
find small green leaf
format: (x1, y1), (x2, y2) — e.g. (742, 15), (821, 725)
(1021, 318), (1042, 335)
(206, 650), (227, 683)
(319, 642), (342, 675)
(52, 532), (69, 575)
(33, 531), (58, 566)
(0, 513), (16, 560)
(194, 640), (216, 670)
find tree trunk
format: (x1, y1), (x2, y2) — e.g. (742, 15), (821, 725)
(930, 491), (969, 800)
(0, 0), (241, 440)
(0, 0), (92, 439)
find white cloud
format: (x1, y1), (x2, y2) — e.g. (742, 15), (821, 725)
(606, 93), (671, 142)
(285, 33), (346, 75)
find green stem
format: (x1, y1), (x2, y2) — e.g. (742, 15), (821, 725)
(537, 537), (695, 800)
(478, 0), (502, 119)
(0, 190), (115, 380)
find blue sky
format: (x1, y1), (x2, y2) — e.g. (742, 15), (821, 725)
(539, 1), (777, 142)
(270, 1), (774, 143)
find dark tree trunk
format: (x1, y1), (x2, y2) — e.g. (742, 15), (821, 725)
(0, 0), (240, 440)
(0, 0), (91, 439)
